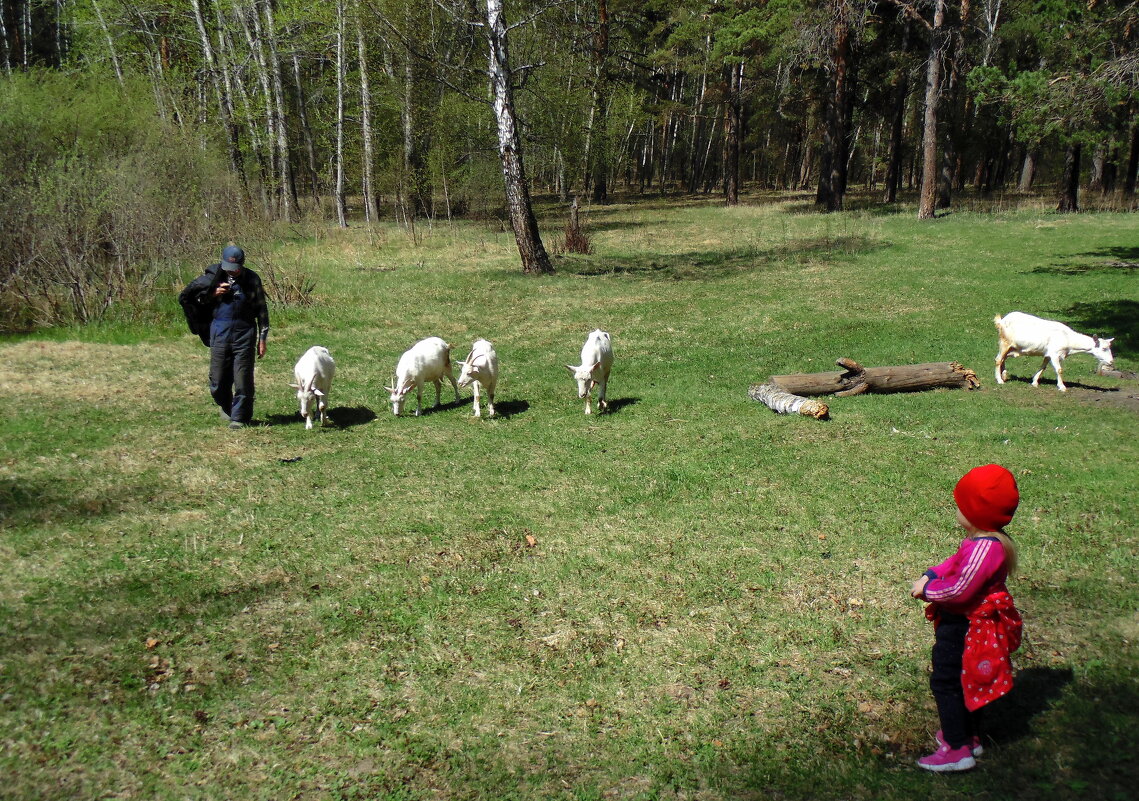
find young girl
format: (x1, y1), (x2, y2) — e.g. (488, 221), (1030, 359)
(910, 464), (1024, 772)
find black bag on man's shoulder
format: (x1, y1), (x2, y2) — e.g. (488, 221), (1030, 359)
(178, 264), (223, 347)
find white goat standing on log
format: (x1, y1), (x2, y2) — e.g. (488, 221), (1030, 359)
(565, 329), (613, 414)
(457, 339), (499, 418)
(291, 346), (336, 429)
(386, 337), (460, 416)
(994, 312), (1114, 392)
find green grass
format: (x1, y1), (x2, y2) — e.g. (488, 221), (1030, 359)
(2, 193), (1137, 800)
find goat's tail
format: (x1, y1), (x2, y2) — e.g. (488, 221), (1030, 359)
(993, 314), (1005, 330)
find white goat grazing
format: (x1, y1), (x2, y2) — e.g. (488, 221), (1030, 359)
(290, 346), (336, 429)
(994, 312), (1114, 392)
(385, 337), (460, 416)
(457, 339), (499, 418)
(565, 329), (614, 415)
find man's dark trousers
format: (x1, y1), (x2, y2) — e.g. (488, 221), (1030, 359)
(210, 321), (257, 423)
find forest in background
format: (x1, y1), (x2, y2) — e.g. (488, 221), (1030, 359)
(1, 0), (1137, 324)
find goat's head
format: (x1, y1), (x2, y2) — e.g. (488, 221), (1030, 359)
(564, 362), (599, 398)
(1091, 336), (1115, 369)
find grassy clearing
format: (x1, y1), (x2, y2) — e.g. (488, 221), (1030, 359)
(2, 193), (1137, 800)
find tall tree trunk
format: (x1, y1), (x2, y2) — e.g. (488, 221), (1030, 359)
(292, 53), (321, 205)
(1056, 142), (1081, 212)
(724, 61), (743, 205)
(918, 0), (947, 219)
(1088, 143), (1106, 194)
(90, 0), (123, 85)
(0, 0), (10, 76)
(883, 32), (908, 202)
(334, 0), (348, 227)
(1124, 119), (1139, 201)
(485, 0), (553, 274)
(217, 2), (270, 215)
(356, 7), (378, 223)
(589, 0), (611, 203)
(189, 0), (247, 198)
(259, 0), (296, 220)
(1018, 148), (1037, 191)
(819, 1), (852, 210)
(236, 0), (278, 187)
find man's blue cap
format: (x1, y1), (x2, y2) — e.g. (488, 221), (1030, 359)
(221, 245), (245, 271)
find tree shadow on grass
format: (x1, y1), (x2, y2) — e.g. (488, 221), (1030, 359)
(1032, 246), (1139, 276)
(1060, 299), (1139, 359)
(0, 477), (159, 530)
(559, 237), (885, 281)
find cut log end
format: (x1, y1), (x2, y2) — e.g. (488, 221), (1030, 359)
(748, 383), (830, 420)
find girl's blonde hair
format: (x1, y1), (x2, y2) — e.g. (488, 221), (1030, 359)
(992, 530), (1017, 577)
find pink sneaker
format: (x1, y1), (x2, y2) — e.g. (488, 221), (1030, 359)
(935, 729), (984, 756)
(917, 743), (976, 772)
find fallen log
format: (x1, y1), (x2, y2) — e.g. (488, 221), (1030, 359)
(1096, 366), (1139, 380)
(766, 359), (980, 398)
(748, 383), (830, 419)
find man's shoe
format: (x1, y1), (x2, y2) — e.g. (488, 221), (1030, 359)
(936, 729), (983, 756)
(917, 743), (976, 772)
(228, 420), (245, 430)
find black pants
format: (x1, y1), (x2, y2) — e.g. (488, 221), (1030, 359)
(930, 612), (980, 749)
(209, 325), (257, 422)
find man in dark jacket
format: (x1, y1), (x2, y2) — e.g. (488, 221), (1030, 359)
(181, 245), (270, 429)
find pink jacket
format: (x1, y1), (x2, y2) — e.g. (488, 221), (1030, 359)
(922, 536), (1009, 615)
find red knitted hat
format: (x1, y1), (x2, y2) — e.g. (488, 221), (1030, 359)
(954, 464), (1019, 532)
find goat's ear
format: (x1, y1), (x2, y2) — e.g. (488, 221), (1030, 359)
(585, 361), (599, 374)
(383, 385), (395, 393)
(1103, 337), (1114, 346)
(564, 364), (578, 374)
(456, 361), (466, 370)
(313, 388), (325, 397)
(289, 382), (301, 389)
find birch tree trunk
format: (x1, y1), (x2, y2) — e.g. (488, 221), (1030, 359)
(485, 0), (553, 274)
(90, 0), (122, 85)
(189, 0), (247, 197)
(334, 0), (348, 228)
(292, 53), (321, 205)
(918, 0), (947, 219)
(356, 7), (379, 223)
(260, 0), (296, 220)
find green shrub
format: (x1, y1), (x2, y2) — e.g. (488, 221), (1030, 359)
(0, 70), (255, 332)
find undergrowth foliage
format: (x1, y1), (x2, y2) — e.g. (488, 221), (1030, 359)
(0, 73), (258, 333)
(553, 198), (593, 256)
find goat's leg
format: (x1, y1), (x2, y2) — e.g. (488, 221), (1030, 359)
(447, 371), (460, 402)
(486, 390), (495, 418)
(472, 381), (482, 417)
(1031, 357), (1050, 387)
(597, 377), (609, 411)
(415, 384), (424, 416)
(1052, 355), (1067, 391)
(995, 343), (1012, 384)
